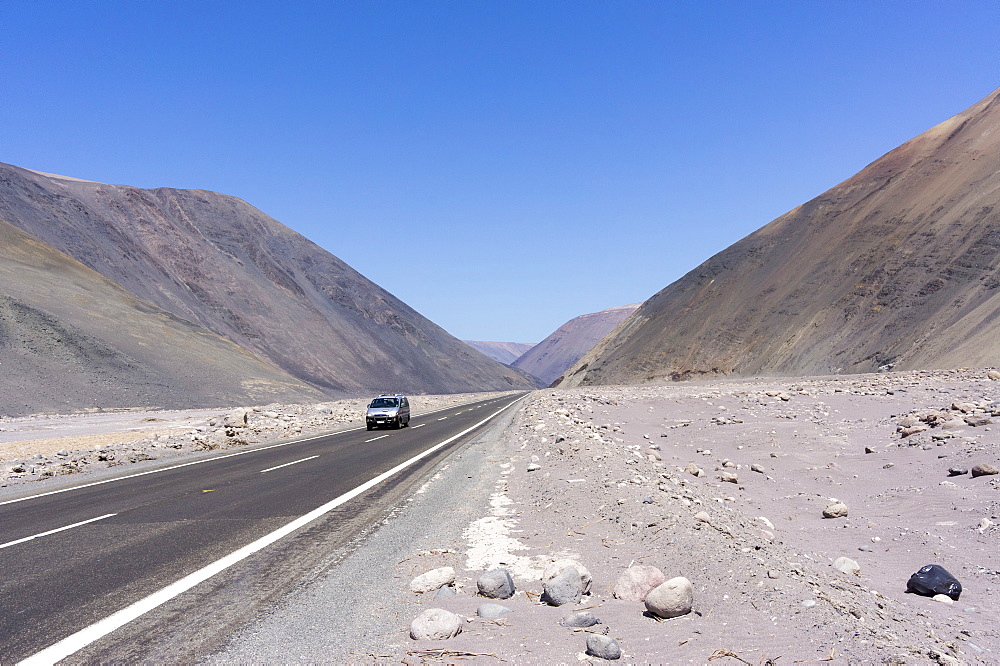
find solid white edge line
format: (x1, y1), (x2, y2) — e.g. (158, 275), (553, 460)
(18, 397), (523, 666)
(0, 394), (524, 509)
(259, 456), (319, 474)
(0, 513), (117, 550)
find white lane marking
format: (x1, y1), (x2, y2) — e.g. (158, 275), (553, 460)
(364, 434), (390, 443)
(412, 424), (426, 429)
(438, 417), (448, 421)
(0, 394), (525, 509)
(18, 398), (523, 666)
(0, 513), (117, 551)
(259, 456), (319, 474)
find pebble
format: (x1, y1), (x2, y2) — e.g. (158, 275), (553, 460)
(719, 471), (739, 484)
(933, 594), (954, 605)
(947, 467), (968, 476)
(586, 634), (622, 660)
(434, 585), (457, 600)
(802, 599), (817, 608)
(477, 568), (515, 599)
(410, 608), (463, 640)
(750, 464), (765, 473)
(527, 462), (542, 472)
(644, 576), (693, 619)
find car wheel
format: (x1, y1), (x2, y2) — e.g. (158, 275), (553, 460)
(366, 424), (373, 431)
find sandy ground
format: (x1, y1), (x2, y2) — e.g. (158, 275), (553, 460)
(390, 370), (998, 664)
(5, 373), (999, 664)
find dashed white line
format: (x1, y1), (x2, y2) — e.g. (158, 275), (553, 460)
(0, 513), (117, 550)
(438, 417), (448, 421)
(260, 456), (319, 474)
(364, 434), (390, 442)
(412, 424), (426, 428)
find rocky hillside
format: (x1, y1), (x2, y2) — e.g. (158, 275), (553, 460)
(463, 340), (536, 365)
(559, 87), (1000, 387)
(514, 304), (640, 386)
(0, 164), (534, 413)
(0, 218), (326, 416)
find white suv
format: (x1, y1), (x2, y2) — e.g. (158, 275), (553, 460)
(365, 395), (410, 430)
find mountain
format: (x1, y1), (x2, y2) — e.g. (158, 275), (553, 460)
(558, 87), (1000, 387)
(514, 304), (640, 386)
(0, 217), (327, 416)
(0, 163), (534, 410)
(463, 340), (536, 365)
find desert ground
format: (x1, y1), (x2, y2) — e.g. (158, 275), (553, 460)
(3, 372), (998, 664)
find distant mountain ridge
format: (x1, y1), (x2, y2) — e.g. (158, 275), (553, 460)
(559, 87), (1000, 387)
(463, 340), (536, 365)
(514, 304), (640, 386)
(0, 163), (533, 414)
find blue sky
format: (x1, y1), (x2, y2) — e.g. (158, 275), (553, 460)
(2, 1), (998, 342)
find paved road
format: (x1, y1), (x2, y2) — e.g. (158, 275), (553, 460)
(0, 393), (525, 664)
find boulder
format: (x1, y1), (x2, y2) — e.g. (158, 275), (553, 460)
(225, 409), (249, 428)
(410, 566), (456, 594)
(542, 559), (592, 594)
(477, 568), (515, 599)
(409, 608), (463, 640)
(644, 576), (693, 619)
(586, 634), (622, 660)
(542, 566), (583, 606)
(612, 565), (666, 602)
(477, 603), (513, 619)
(560, 611), (600, 628)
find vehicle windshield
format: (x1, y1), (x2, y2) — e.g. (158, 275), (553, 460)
(369, 397), (398, 408)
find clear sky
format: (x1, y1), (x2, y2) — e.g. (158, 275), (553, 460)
(2, 1), (998, 343)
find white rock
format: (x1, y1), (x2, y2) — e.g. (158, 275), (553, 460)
(822, 502), (849, 519)
(410, 566), (456, 593)
(612, 565), (666, 602)
(933, 594), (955, 605)
(833, 557), (861, 576)
(410, 608), (463, 640)
(644, 576), (693, 618)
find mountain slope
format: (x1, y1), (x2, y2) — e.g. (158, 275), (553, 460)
(0, 218), (326, 416)
(0, 163), (533, 398)
(514, 304), (639, 386)
(559, 87), (1000, 387)
(463, 340), (536, 365)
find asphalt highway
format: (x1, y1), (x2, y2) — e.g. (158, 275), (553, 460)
(0, 393), (526, 664)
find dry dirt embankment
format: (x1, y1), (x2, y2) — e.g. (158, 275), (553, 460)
(393, 369), (998, 664)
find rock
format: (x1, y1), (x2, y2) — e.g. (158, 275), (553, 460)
(971, 463), (999, 477)
(947, 467), (968, 476)
(989, 370), (1000, 381)
(965, 416), (993, 427)
(612, 565), (666, 602)
(477, 568), (515, 599)
(979, 518), (994, 533)
(684, 463), (703, 477)
(750, 464), (765, 473)
(940, 418), (967, 431)
(527, 462), (542, 472)
(434, 585), (457, 599)
(719, 471), (739, 484)
(542, 559), (593, 594)
(55, 449), (69, 457)
(693, 511), (712, 525)
(864, 446), (876, 454)
(833, 556), (861, 576)
(560, 611), (600, 628)
(822, 502), (849, 519)
(933, 594), (954, 605)
(410, 566), (456, 593)
(224, 408), (249, 428)
(586, 634), (622, 660)
(542, 566), (583, 606)
(409, 608), (463, 640)
(644, 576), (693, 619)
(899, 425), (929, 438)
(477, 603), (513, 618)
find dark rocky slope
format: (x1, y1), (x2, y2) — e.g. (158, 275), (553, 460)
(0, 164), (533, 406)
(560, 87), (1000, 387)
(0, 218), (326, 416)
